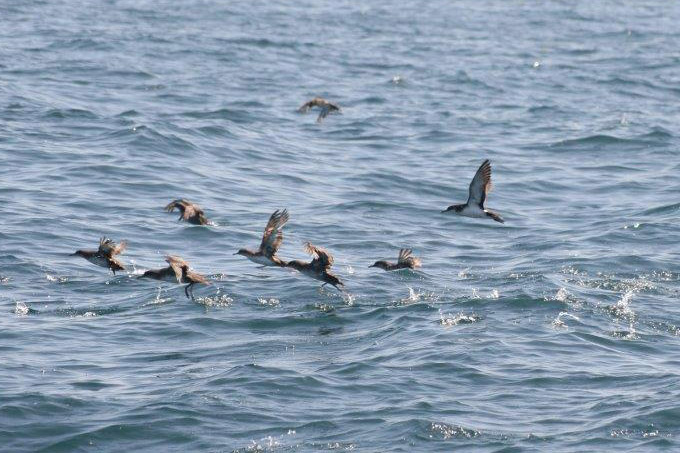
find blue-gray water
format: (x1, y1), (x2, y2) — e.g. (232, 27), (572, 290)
(1, 1), (679, 451)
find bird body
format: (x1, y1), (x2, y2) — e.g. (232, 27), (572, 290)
(164, 199), (210, 225)
(298, 97), (340, 122)
(370, 248), (421, 271)
(140, 255), (209, 299)
(72, 237), (127, 274)
(236, 209), (289, 267)
(139, 266), (178, 283)
(286, 242), (343, 290)
(442, 159), (504, 223)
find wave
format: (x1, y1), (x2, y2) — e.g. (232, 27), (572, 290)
(549, 129), (672, 150)
(43, 108), (98, 120)
(179, 108), (256, 124)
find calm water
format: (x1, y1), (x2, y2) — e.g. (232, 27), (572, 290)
(1, 1), (679, 451)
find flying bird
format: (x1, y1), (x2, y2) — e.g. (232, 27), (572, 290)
(140, 255), (209, 300)
(286, 242), (344, 290)
(235, 209), (289, 267)
(72, 237), (127, 274)
(442, 159), (504, 223)
(298, 97), (340, 123)
(164, 199), (210, 225)
(369, 248), (422, 271)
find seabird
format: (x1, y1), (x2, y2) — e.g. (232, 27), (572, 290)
(235, 209), (289, 267)
(286, 242), (344, 290)
(72, 237), (127, 274)
(164, 199), (210, 225)
(369, 248), (422, 271)
(298, 97), (340, 123)
(442, 159), (504, 223)
(140, 255), (209, 300)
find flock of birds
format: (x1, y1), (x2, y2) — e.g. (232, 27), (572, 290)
(71, 98), (505, 300)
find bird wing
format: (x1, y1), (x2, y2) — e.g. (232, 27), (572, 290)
(108, 240), (127, 256)
(316, 107), (331, 122)
(259, 209), (289, 257)
(398, 249), (412, 264)
(164, 199), (188, 213)
(165, 255), (187, 283)
(304, 242), (334, 270)
(466, 159), (492, 208)
(180, 203), (202, 221)
(316, 102), (339, 122)
(98, 237), (124, 256)
(187, 270), (209, 285)
(298, 100), (315, 113)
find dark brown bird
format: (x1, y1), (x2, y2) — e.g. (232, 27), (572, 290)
(370, 248), (422, 271)
(164, 199), (210, 225)
(297, 97), (341, 123)
(441, 159), (504, 223)
(286, 242), (344, 290)
(235, 209), (289, 267)
(140, 255), (209, 300)
(72, 237), (127, 274)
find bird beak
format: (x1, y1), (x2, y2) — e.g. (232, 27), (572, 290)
(368, 264), (375, 268)
(233, 252), (239, 255)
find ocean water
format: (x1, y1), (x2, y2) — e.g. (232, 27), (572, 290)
(1, 0), (679, 451)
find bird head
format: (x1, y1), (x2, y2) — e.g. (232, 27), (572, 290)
(369, 261), (389, 270)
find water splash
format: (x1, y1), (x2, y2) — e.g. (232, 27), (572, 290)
(430, 422), (480, 439)
(45, 274), (68, 283)
(257, 297), (280, 307)
(406, 287), (419, 303)
(15, 301), (29, 316)
(608, 291), (635, 318)
(343, 291), (355, 306)
(238, 429), (298, 452)
(196, 289), (233, 307)
(314, 303), (334, 313)
(439, 310), (481, 327)
(553, 287), (569, 302)
(552, 312), (580, 329)
(399, 287), (437, 305)
(149, 286), (172, 305)
(607, 291), (638, 339)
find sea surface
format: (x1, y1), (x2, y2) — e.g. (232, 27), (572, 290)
(1, 1), (679, 451)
